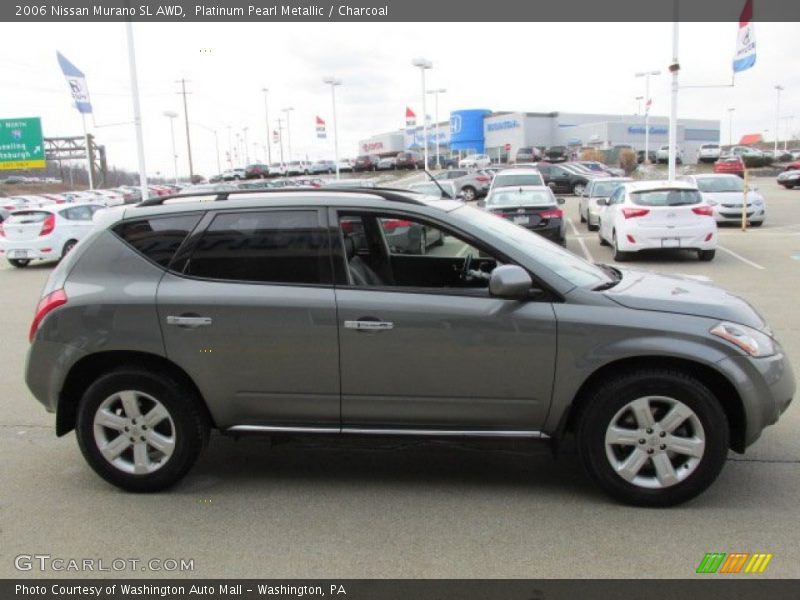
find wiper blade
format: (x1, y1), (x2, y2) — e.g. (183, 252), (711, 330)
(592, 264), (622, 290)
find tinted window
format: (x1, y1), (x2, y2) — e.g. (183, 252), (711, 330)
(493, 173), (544, 187)
(61, 205), (94, 221)
(114, 214), (202, 267)
(695, 176), (744, 193)
(631, 189), (702, 207)
(185, 210), (328, 285)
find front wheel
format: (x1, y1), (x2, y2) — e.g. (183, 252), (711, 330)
(8, 258), (31, 268)
(577, 369), (729, 506)
(461, 186), (477, 202)
(76, 368), (209, 492)
(573, 182), (585, 196)
(698, 249), (716, 261)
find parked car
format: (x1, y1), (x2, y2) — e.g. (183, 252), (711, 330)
(488, 169), (545, 194)
(483, 186), (566, 245)
(3, 175), (27, 184)
(353, 155), (381, 172)
(395, 151), (424, 170)
(337, 159), (354, 172)
(777, 170), (800, 189)
(697, 144), (722, 163)
(680, 174), (765, 227)
(1, 196), (46, 212)
(377, 156), (397, 170)
(576, 161), (620, 176)
(535, 162), (593, 195)
(598, 180), (717, 262)
(0, 203), (105, 267)
(434, 169), (491, 201)
(427, 156), (458, 169)
(458, 153), (491, 169)
(543, 146), (568, 162)
(730, 146), (765, 159)
(323, 178), (377, 189)
(783, 159), (800, 172)
(656, 145), (683, 164)
(25, 187), (794, 506)
(713, 155), (746, 177)
(515, 147), (544, 163)
(578, 177), (633, 231)
(269, 163), (287, 177)
(308, 160), (336, 175)
(408, 180), (458, 199)
(84, 189), (125, 207)
(244, 164), (271, 179)
(221, 168), (246, 180)
(285, 161), (310, 176)
(637, 150), (658, 164)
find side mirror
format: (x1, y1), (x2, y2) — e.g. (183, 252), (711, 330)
(556, 197), (565, 205)
(597, 198), (609, 206)
(489, 265), (532, 299)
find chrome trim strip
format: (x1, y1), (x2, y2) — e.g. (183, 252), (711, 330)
(226, 425), (548, 439)
(227, 425), (340, 434)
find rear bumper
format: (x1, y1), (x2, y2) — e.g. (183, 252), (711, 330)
(0, 238), (61, 261)
(521, 221), (565, 243)
(617, 222), (717, 252)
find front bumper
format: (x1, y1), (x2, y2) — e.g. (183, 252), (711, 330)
(713, 205), (766, 223)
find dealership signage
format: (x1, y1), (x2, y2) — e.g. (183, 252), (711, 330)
(361, 141), (384, 152)
(486, 119), (520, 132)
(628, 126), (668, 135)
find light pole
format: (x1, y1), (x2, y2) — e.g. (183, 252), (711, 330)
(193, 122), (221, 175)
(226, 125), (233, 168)
(243, 126), (250, 164)
(323, 77), (343, 180)
(427, 87), (446, 169)
(635, 69), (661, 165)
(261, 88), (272, 165)
(667, 18), (680, 182)
(412, 57), (433, 169)
(774, 85), (784, 155)
(282, 107), (294, 161)
(783, 116), (794, 152)
(727, 107), (735, 147)
(163, 111), (179, 184)
(635, 96), (644, 115)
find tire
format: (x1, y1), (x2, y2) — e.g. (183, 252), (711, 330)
(75, 368), (209, 492)
(587, 219), (599, 232)
(698, 249), (716, 261)
(572, 182), (585, 196)
(576, 369), (729, 507)
(598, 225), (610, 246)
(61, 239), (78, 259)
(8, 259), (31, 268)
(749, 220), (763, 227)
(461, 186), (477, 202)
(612, 231), (631, 262)
(579, 209), (586, 223)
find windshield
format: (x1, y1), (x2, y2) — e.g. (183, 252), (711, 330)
(7, 211), (49, 224)
(493, 173), (544, 188)
(454, 205), (610, 288)
(695, 176), (744, 193)
(632, 189), (702, 206)
(487, 189), (555, 206)
(591, 180), (629, 197)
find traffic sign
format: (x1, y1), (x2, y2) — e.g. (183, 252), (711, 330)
(504, 143), (511, 151)
(0, 117), (46, 170)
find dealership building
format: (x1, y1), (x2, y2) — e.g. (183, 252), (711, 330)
(358, 109), (720, 164)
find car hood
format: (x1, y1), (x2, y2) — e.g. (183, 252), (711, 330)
(701, 190), (761, 204)
(604, 268), (766, 329)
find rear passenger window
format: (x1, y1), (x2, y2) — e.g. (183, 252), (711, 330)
(114, 214), (201, 267)
(185, 210), (328, 285)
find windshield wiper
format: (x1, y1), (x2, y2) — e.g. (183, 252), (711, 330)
(592, 264), (622, 290)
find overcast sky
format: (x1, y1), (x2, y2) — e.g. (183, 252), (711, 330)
(2, 21), (799, 178)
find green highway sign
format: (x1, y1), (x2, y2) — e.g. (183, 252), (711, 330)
(0, 117), (46, 170)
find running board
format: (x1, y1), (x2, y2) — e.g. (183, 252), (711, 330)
(226, 425), (548, 439)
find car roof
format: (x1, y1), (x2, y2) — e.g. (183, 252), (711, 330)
(9, 203), (104, 215)
(691, 173), (739, 179)
(621, 180), (697, 192)
(489, 185), (552, 193)
(495, 168), (542, 176)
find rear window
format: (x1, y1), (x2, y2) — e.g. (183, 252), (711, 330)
(113, 214), (202, 267)
(702, 144), (720, 149)
(631, 189), (702, 207)
(493, 173), (544, 187)
(6, 211), (49, 224)
(696, 177), (743, 193)
(487, 189), (555, 206)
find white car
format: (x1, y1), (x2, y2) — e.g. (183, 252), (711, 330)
(578, 177), (633, 231)
(222, 168), (246, 180)
(83, 189), (125, 207)
(487, 168), (545, 194)
(269, 163), (287, 177)
(1, 195), (53, 211)
(656, 145), (684, 164)
(697, 144), (722, 163)
(680, 174), (765, 226)
(0, 203), (105, 268)
(337, 159), (354, 172)
(458, 153), (491, 169)
(597, 180), (717, 262)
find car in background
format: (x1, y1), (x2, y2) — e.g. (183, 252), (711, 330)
(579, 177), (633, 231)
(713, 155), (746, 177)
(377, 156), (397, 170)
(244, 164), (271, 179)
(408, 180), (458, 199)
(269, 163), (287, 177)
(458, 153), (491, 169)
(395, 151), (424, 169)
(543, 146), (568, 162)
(0, 203), (105, 267)
(637, 150), (658, 164)
(177, 183), (237, 195)
(656, 145), (683, 164)
(285, 161), (310, 176)
(427, 156), (458, 169)
(2, 196), (52, 211)
(341, 211), (445, 255)
(337, 159), (354, 172)
(434, 169), (491, 201)
(235, 180), (277, 190)
(698, 144), (722, 163)
(222, 168), (246, 180)
(353, 155), (381, 172)
(515, 147), (544, 163)
(598, 180), (717, 262)
(680, 174), (765, 227)
(483, 186), (566, 245)
(730, 146), (765, 159)
(84, 189), (125, 207)
(487, 169), (545, 194)
(0, 208), (9, 223)
(309, 160), (337, 175)
(323, 178), (377, 189)
(576, 161), (621, 177)
(777, 170), (800, 189)
(535, 162), (593, 195)
(783, 159), (800, 172)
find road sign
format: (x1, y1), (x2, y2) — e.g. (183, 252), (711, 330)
(504, 143), (511, 151)
(0, 117), (46, 170)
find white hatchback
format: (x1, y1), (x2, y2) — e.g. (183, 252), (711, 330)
(459, 154), (491, 169)
(598, 180), (717, 262)
(0, 203), (105, 268)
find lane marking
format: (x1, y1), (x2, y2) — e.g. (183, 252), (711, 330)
(577, 236), (595, 262)
(717, 245), (766, 270)
(566, 217), (581, 237)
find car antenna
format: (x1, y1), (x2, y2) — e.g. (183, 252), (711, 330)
(424, 169), (453, 199)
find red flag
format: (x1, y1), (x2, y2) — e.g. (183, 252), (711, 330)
(405, 107), (416, 119)
(739, 0), (753, 26)
(315, 115), (325, 125)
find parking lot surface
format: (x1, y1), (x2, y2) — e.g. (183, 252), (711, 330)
(1, 179), (798, 578)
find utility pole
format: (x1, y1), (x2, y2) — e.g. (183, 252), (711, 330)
(727, 107), (735, 147)
(243, 126), (250, 164)
(226, 125), (233, 168)
(323, 77), (342, 179)
(262, 88), (272, 165)
(176, 78), (194, 180)
(282, 107), (294, 161)
(277, 118), (285, 164)
(774, 85), (784, 155)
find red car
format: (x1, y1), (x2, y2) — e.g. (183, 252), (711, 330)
(713, 156), (745, 177)
(784, 160), (800, 172)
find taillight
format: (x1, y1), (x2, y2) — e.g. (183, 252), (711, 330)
(29, 289), (67, 343)
(475, 175), (490, 182)
(39, 214), (55, 236)
(692, 206), (714, 217)
(539, 209), (563, 219)
(622, 208), (650, 219)
(382, 219), (412, 231)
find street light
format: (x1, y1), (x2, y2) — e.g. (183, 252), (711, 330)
(323, 77), (343, 180)
(243, 126), (250, 164)
(783, 115), (795, 152)
(727, 107), (736, 147)
(282, 107), (294, 161)
(635, 96), (644, 115)
(427, 88), (447, 169)
(163, 110), (179, 184)
(192, 122), (222, 175)
(261, 88), (272, 165)
(635, 69), (661, 164)
(412, 57), (433, 169)
(774, 85), (784, 155)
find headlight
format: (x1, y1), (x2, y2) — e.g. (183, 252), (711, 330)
(751, 197), (763, 205)
(710, 321), (776, 357)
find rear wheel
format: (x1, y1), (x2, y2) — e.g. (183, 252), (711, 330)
(698, 249), (716, 261)
(587, 219), (599, 232)
(579, 209), (586, 223)
(573, 182), (585, 196)
(8, 259), (30, 268)
(461, 186), (477, 202)
(598, 225), (610, 246)
(416, 230), (427, 255)
(62, 239), (78, 259)
(612, 231), (631, 262)
(76, 368), (209, 492)
(577, 369), (729, 506)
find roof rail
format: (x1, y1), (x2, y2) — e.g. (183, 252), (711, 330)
(137, 186), (427, 207)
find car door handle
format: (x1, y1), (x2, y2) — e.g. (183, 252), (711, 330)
(344, 320), (394, 331)
(166, 316), (213, 327)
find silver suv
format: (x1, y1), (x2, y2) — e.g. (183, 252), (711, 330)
(25, 188), (794, 506)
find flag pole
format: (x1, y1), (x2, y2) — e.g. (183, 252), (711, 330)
(668, 1), (680, 182)
(81, 113), (95, 190)
(125, 19), (148, 201)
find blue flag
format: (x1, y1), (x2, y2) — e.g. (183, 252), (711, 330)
(57, 52), (93, 113)
(733, 0), (756, 73)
